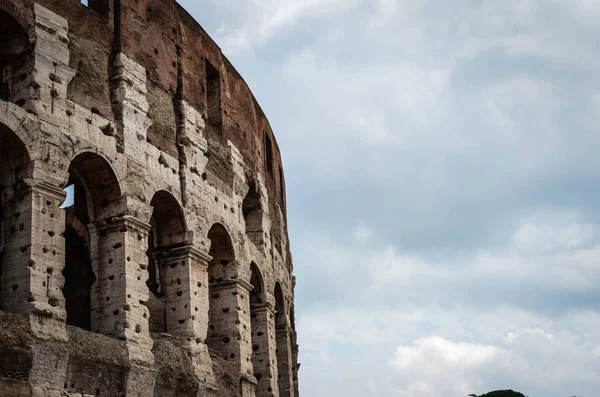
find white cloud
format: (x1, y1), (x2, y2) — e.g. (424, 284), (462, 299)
(513, 212), (597, 253)
(210, 0), (358, 54)
(392, 336), (501, 370)
(505, 328), (554, 343)
(352, 222), (374, 243)
(386, 327), (600, 396)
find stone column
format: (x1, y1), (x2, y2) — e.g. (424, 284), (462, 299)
(276, 326), (294, 397)
(154, 244), (215, 384)
(0, 179), (67, 340)
(251, 303), (279, 397)
(89, 215), (153, 363)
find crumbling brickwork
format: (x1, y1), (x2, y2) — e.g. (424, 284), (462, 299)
(0, 1), (299, 396)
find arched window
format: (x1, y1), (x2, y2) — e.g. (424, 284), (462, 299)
(0, 123), (30, 310)
(63, 152), (122, 332)
(249, 263), (264, 306)
(145, 191), (187, 334)
(0, 10), (33, 105)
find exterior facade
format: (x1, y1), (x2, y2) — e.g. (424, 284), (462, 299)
(0, 0), (299, 396)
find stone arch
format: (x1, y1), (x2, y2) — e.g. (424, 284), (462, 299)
(146, 190), (188, 334)
(0, 6), (34, 105)
(0, 122), (31, 309)
(207, 223), (236, 283)
(0, 121), (31, 187)
(63, 152), (123, 332)
(0, 1), (35, 44)
(68, 152), (123, 222)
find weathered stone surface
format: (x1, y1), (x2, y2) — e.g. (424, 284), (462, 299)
(0, 1), (299, 396)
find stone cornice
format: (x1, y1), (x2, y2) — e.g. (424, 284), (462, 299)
(250, 302), (275, 315)
(95, 215), (151, 233)
(3, 179), (66, 201)
(210, 278), (253, 293)
(153, 244), (212, 263)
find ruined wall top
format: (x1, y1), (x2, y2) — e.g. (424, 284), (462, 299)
(6, 0), (287, 216)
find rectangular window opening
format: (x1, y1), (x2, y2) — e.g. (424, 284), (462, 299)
(206, 60), (222, 127)
(265, 133), (274, 176)
(85, 0), (110, 17)
(279, 166), (285, 208)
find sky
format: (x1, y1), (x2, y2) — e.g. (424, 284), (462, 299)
(179, 1), (600, 396)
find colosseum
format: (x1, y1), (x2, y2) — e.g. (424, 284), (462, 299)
(0, 0), (299, 396)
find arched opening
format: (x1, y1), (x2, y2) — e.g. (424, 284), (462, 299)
(63, 152), (122, 331)
(0, 10), (33, 105)
(206, 223), (236, 358)
(0, 123), (30, 309)
(249, 263), (264, 306)
(270, 206), (284, 256)
(207, 224), (235, 286)
(146, 191), (187, 334)
(242, 180), (264, 248)
(63, 207), (93, 330)
(275, 282), (291, 397)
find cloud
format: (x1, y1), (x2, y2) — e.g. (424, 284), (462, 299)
(179, 0), (600, 396)
(392, 336), (501, 370)
(513, 212), (597, 253)
(387, 328), (600, 397)
(207, 0), (358, 54)
(352, 222), (374, 243)
(294, 212), (600, 396)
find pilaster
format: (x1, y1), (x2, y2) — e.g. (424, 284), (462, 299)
(276, 325), (294, 397)
(89, 215), (154, 364)
(30, 4), (76, 125)
(252, 303), (279, 397)
(154, 244), (215, 384)
(113, 52), (152, 156)
(0, 179), (67, 340)
(208, 277), (255, 378)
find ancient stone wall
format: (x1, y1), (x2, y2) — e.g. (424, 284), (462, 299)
(0, 0), (299, 396)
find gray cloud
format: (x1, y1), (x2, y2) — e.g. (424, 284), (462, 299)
(181, 0), (600, 396)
